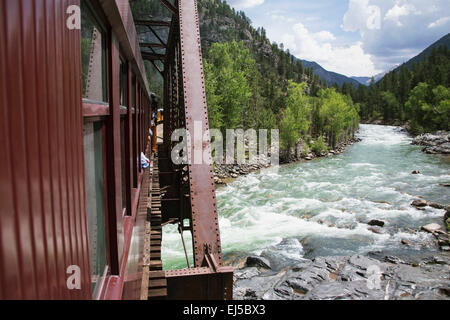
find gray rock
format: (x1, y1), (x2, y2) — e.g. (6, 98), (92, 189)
(433, 256), (448, 265)
(368, 219), (385, 227)
(401, 239), (413, 246)
(246, 256), (271, 269)
(368, 226), (387, 234)
(429, 202), (444, 209)
(234, 252), (450, 300)
(412, 199), (428, 208)
(305, 281), (385, 300)
(413, 131), (450, 154)
(385, 256), (406, 264)
(234, 267), (260, 280)
(421, 223), (442, 233)
(284, 278), (313, 294)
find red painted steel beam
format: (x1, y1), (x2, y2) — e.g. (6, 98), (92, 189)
(140, 42), (166, 49)
(160, 0), (177, 15)
(142, 52), (166, 61)
(135, 20), (171, 27)
(178, 0), (225, 268)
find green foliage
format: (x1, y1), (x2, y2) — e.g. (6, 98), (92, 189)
(302, 144), (310, 157)
(280, 82), (311, 150)
(204, 41), (254, 131)
(353, 45), (449, 133)
(311, 136), (327, 155)
(131, 0), (360, 157)
(315, 88), (360, 148)
(405, 82), (450, 133)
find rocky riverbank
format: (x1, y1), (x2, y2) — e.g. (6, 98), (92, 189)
(362, 120), (450, 155)
(226, 202), (450, 300)
(232, 253), (450, 300)
(412, 131), (450, 155)
(214, 137), (361, 185)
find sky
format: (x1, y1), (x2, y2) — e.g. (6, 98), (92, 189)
(226, 0), (450, 77)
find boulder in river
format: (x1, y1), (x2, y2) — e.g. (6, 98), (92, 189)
(246, 256), (271, 269)
(411, 170), (421, 175)
(444, 207), (450, 222)
(368, 219), (385, 227)
(401, 239), (413, 246)
(429, 202), (444, 209)
(421, 223), (442, 234)
(412, 131), (450, 155)
(368, 226), (387, 234)
(412, 199), (428, 208)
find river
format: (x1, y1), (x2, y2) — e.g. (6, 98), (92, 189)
(162, 124), (450, 270)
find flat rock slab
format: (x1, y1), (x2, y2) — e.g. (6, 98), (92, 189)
(246, 256), (272, 269)
(234, 254), (450, 300)
(421, 223), (442, 233)
(412, 199), (428, 208)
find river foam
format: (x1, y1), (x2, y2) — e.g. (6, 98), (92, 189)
(162, 125), (449, 269)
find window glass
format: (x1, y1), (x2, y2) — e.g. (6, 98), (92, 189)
(132, 76), (136, 109)
(83, 121), (108, 295)
(120, 60), (128, 107)
(81, 0), (108, 102)
(120, 119), (127, 212)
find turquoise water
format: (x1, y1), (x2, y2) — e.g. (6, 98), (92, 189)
(162, 125), (450, 269)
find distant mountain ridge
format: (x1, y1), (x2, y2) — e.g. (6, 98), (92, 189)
(350, 33), (450, 86)
(351, 76), (372, 86)
(400, 33), (450, 71)
(298, 59), (362, 88)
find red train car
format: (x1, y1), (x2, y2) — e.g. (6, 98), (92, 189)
(0, 0), (154, 299)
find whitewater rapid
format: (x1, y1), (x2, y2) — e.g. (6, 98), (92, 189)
(162, 125), (450, 269)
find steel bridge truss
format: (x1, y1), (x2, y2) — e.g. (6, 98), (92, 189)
(140, 0), (233, 300)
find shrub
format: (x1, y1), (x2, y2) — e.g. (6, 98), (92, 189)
(311, 136), (328, 155)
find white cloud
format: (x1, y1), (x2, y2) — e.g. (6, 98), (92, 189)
(270, 13), (295, 23)
(384, 4), (421, 27)
(314, 31), (336, 42)
(341, 0), (450, 73)
(342, 0), (381, 33)
(284, 23), (378, 77)
(428, 16), (450, 28)
(228, 0), (264, 9)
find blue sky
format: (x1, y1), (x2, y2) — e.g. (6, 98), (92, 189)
(227, 0), (450, 77)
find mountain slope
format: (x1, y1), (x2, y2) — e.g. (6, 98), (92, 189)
(401, 33), (450, 70)
(351, 76), (372, 86)
(197, 0), (362, 89)
(299, 59), (361, 87)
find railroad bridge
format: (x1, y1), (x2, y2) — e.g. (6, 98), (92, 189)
(0, 0), (233, 300)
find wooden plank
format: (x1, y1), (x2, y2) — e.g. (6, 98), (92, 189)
(148, 288), (167, 298)
(149, 279), (167, 288)
(150, 252), (161, 259)
(150, 261), (163, 270)
(149, 271), (165, 279)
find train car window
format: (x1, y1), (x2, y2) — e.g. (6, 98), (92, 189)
(120, 59), (128, 107)
(120, 118), (127, 213)
(132, 76), (136, 110)
(132, 76), (137, 188)
(83, 121), (108, 296)
(81, 0), (108, 103)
